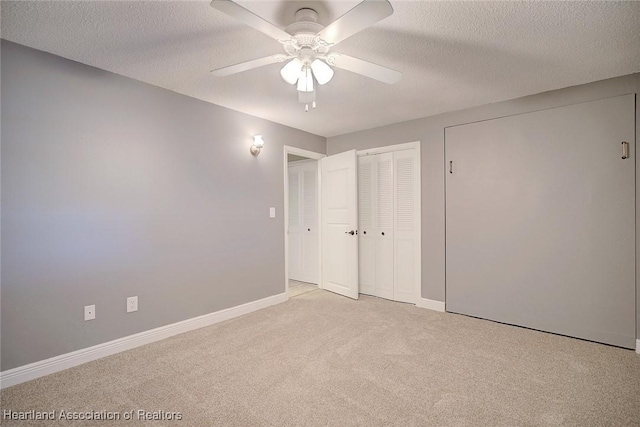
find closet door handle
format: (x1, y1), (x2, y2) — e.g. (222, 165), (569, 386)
(622, 141), (629, 159)
(307, 228), (311, 231)
(381, 232), (385, 236)
(345, 230), (355, 235)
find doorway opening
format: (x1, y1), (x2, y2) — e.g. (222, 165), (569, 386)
(283, 146), (325, 298)
(284, 142), (421, 304)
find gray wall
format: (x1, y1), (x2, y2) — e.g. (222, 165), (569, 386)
(1, 40), (326, 371)
(328, 73), (640, 338)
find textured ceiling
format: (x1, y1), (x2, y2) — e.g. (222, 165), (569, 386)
(2, 1), (640, 137)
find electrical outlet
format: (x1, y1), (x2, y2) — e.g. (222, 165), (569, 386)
(84, 305), (95, 321)
(127, 296), (138, 313)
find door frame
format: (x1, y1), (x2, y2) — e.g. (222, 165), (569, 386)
(356, 140), (422, 304)
(283, 146), (326, 297)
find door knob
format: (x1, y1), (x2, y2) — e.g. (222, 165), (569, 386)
(382, 232), (385, 236)
(363, 231), (367, 234)
(345, 230), (355, 235)
(308, 228), (311, 231)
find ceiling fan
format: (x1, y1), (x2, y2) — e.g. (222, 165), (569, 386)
(209, 0), (402, 111)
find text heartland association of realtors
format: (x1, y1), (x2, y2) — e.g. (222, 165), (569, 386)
(2, 409), (183, 421)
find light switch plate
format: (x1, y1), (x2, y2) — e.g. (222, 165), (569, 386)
(269, 207), (276, 218)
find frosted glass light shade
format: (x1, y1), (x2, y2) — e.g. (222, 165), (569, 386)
(296, 66), (314, 92)
(280, 59), (302, 85)
(253, 135), (264, 148)
(311, 59), (334, 85)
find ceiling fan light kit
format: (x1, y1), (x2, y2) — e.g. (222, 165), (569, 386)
(310, 59), (334, 85)
(210, 0), (402, 111)
(280, 58), (302, 85)
(297, 66), (314, 93)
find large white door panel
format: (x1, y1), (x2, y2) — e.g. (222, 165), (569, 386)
(301, 233), (318, 283)
(446, 94), (635, 348)
(303, 168), (317, 228)
(358, 147), (421, 303)
(289, 233), (302, 279)
(289, 161), (319, 284)
(375, 237), (394, 299)
(288, 167), (302, 281)
(358, 240), (376, 296)
(375, 153), (394, 299)
(322, 150), (359, 299)
(394, 150), (419, 303)
(300, 164), (318, 284)
(358, 156), (376, 296)
(394, 238), (415, 301)
(326, 225), (349, 288)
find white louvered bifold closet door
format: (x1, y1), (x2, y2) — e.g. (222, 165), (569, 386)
(375, 153), (394, 300)
(393, 150), (419, 303)
(358, 148), (419, 303)
(358, 155), (376, 296)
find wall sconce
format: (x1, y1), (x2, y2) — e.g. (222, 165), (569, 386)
(250, 135), (264, 156)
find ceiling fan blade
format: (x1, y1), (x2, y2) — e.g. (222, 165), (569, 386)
(328, 53), (402, 84)
(211, 54), (289, 77)
(210, 0), (293, 43)
(316, 0), (393, 46)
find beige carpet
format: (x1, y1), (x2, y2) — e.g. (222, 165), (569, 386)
(2, 290), (639, 426)
(288, 280), (318, 297)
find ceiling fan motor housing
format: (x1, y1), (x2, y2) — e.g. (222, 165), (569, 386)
(284, 8), (329, 57)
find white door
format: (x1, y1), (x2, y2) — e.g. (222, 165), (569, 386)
(289, 161), (319, 284)
(288, 167), (302, 281)
(358, 155), (376, 296)
(300, 164), (319, 283)
(358, 148), (420, 303)
(375, 152), (394, 300)
(393, 150), (419, 303)
(321, 150), (359, 299)
(358, 152), (393, 299)
(446, 94), (635, 349)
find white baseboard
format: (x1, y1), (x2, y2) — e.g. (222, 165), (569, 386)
(0, 292), (288, 389)
(637, 340), (640, 354)
(417, 297), (445, 313)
